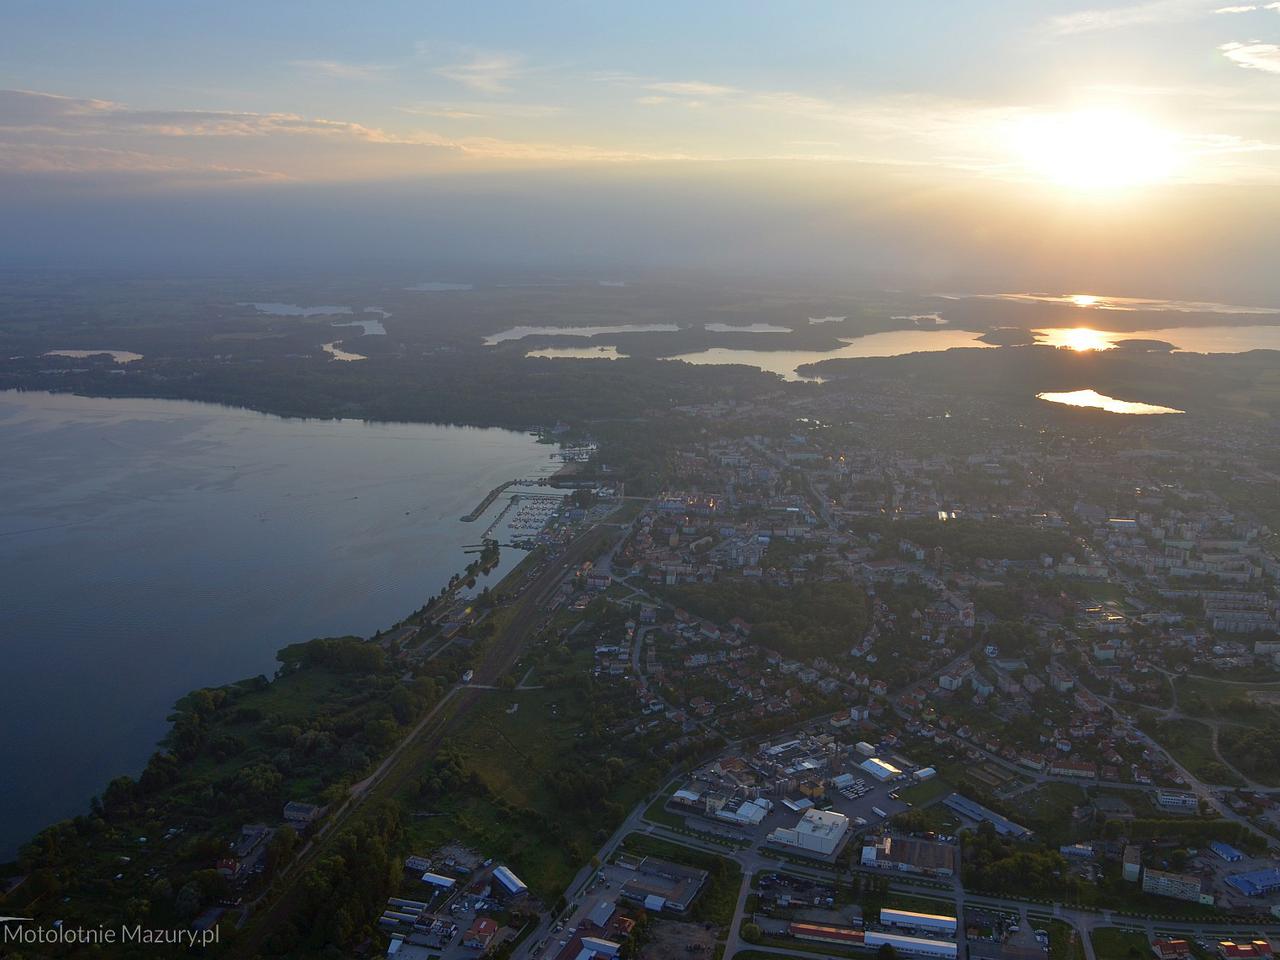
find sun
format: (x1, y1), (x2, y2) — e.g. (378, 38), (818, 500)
(1013, 109), (1183, 193)
(1069, 294), (1099, 307)
(1040, 327), (1115, 352)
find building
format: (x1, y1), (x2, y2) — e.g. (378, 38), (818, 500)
(1225, 869), (1280, 898)
(861, 757), (903, 781)
(282, 801), (323, 825)
(1216, 942), (1275, 960)
(1123, 844), (1142, 882)
(420, 872), (456, 890)
(880, 908), (958, 936)
(942, 793), (1032, 839)
(864, 930), (959, 959)
(767, 808), (850, 856)
(1154, 790), (1198, 813)
(1211, 842), (1245, 863)
(618, 856), (708, 913)
(861, 837), (958, 878)
(789, 922), (864, 946)
(492, 865), (528, 899)
(463, 918), (499, 950)
(1142, 867), (1206, 903)
(1151, 939), (1191, 960)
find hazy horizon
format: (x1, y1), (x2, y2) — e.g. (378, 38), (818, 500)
(3, 0), (1280, 300)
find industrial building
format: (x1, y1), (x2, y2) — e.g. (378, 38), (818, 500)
(767, 808), (850, 856)
(861, 836), (958, 878)
(618, 856), (708, 913)
(864, 930), (959, 958)
(1155, 790), (1199, 813)
(861, 757), (903, 781)
(1225, 868), (1280, 898)
(1211, 842), (1245, 863)
(942, 793), (1032, 839)
(788, 922), (864, 946)
(880, 908), (958, 936)
(492, 865), (528, 899)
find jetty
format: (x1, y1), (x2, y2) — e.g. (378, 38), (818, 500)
(460, 479), (520, 522)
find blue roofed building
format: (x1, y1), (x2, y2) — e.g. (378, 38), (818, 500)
(1225, 868), (1280, 898)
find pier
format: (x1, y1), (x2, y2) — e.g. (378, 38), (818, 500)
(460, 479), (520, 522)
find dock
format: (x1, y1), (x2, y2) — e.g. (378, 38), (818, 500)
(460, 479), (520, 522)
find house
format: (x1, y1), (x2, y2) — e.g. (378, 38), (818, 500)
(463, 917), (500, 950)
(1151, 940), (1191, 960)
(282, 801), (323, 826)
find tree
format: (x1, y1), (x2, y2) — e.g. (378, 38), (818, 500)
(742, 922), (762, 944)
(878, 944), (899, 959)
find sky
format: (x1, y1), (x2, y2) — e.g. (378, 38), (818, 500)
(1, 0), (1278, 298)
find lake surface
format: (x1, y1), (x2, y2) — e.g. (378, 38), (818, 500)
(44, 350), (145, 364)
(1037, 389), (1184, 415)
(483, 323), (680, 345)
(668, 324), (1280, 380)
(0, 391), (557, 858)
(242, 302), (354, 317)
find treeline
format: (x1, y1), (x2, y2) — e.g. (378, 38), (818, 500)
(1103, 817), (1266, 853)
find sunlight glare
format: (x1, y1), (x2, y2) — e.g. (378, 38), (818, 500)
(1041, 327), (1115, 352)
(1014, 109), (1183, 193)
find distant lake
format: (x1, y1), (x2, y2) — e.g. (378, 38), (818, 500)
(405, 282), (474, 292)
(44, 349), (144, 364)
(667, 324), (1280, 380)
(1037, 389), (1184, 415)
(242, 302), (354, 317)
(483, 323), (680, 345)
(0, 392), (557, 858)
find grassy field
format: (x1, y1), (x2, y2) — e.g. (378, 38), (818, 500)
(1029, 918), (1087, 960)
(399, 681), (660, 899)
(1173, 675), (1280, 718)
(1091, 927), (1152, 960)
(1148, 717), (1243, 786)
(897, 775), (952, 807)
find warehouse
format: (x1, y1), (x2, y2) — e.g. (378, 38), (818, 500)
(1225, 868), (1280, 898)
(942, 793), (1032, 839)
(860, 757), (903, 781)
(789, 922), (864, 946)
(862, 837), (958, 878)
(880, 908), (958, 936)
(865, 930), (958, 958)
(492, 865), (528, 899)
(767, 808), (850, 856)
(619, 857), (708, 913)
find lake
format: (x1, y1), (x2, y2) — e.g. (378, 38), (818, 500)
(0, 391), (558, 858)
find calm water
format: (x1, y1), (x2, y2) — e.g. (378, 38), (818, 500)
(1037, 389), (1184, 415)
(484, 323), (681, 345)
(0, 391), (556, 857)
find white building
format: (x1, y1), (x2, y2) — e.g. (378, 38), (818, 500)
(880, 908), (958, 936)
(767, 809), (850, 856)
(864, 930), (958, 959)
(860, 757), (902, 781)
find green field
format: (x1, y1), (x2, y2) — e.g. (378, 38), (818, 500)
(1148, 717), (1243, 787)
(399, 681), (664, 898)
(1091, 927), (1152, 960)
(897, 775), (952, 806)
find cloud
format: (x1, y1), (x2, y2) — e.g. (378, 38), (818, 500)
(1221, 40), (1280, 72)
(1045, 0), (1206, 34)
(0, 141), (282, 182)
(435, 53), (523, 94)
(398, 101), (563, 121)
(645, 81), (738, 98)
(1215, 4), (1257, 12)
(0, 89), (433, 144)
(289, 59), (392, 81)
